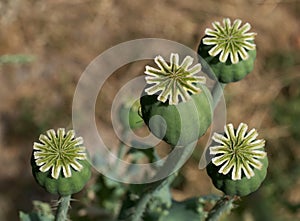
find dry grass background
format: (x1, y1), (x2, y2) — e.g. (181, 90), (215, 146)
(0, 0), (299, 220)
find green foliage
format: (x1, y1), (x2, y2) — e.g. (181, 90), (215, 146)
(142, 183), (172, 220)
(155, 196), (220, 221)
(158, 200), (203, 221)
(19, 201), (54, 221)
(94, 175), (127, 215)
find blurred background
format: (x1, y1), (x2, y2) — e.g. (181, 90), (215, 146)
(0, 0), (299, 220)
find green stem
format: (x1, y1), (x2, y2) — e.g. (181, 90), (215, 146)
(206, 196), (236, 221)
(131, 192), (152, 221)
(126, 143), (195, 221)
(129, 176), (175, 221)
(55, 195), (71, 221)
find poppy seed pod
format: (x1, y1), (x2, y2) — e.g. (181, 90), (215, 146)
(140, 53), (213, 146)
(31, 128), (91, 196)
(206, 123), (268, 196)
(198, 18), (257, 83)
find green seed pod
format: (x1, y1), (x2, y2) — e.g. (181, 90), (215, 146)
(140, 53), (212, 146)
(198, 40), (256, 83)
(198, 18), (257, 83)
(206, 123), (268, 197)
(141, 84), (212, 146)
(119, 100), (144, 130)
(31, 128), (91, 196)
(207, 156), (268, 197)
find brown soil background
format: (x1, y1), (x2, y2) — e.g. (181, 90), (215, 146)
(0, 0), (299, 220)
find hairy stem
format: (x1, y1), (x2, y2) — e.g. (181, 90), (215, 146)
(206, 196), (237, 221)
(132, 175), (175, 221)
(55, 195), (71, 221)
(126, 143), (195, 221)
